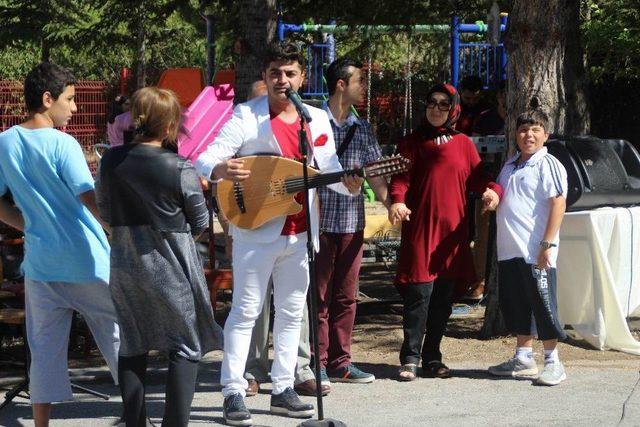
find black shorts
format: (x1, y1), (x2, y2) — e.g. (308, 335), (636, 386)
(498, 258), (566, 341)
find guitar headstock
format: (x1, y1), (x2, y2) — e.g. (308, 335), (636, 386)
(364, 155), (411, 178)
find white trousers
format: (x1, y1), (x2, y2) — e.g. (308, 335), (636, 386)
(24, 279), (120, 403)
(221, 233), (309, 396)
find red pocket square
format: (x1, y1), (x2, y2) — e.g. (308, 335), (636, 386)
(314, 134), (328, 147)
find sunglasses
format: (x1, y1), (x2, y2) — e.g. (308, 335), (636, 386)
(426, 99), (452, 112)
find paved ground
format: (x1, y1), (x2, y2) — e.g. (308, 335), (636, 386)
(1, 352), (639, 426)
(2, 256), (640, 426)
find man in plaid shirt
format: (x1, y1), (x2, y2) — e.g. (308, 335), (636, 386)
(317, 58), (391, 384)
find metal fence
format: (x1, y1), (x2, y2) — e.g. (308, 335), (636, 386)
(0, 80), (109, 175)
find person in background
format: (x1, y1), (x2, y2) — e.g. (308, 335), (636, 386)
(456, 75), (489, 135)
(463, 81), (507, 301)
(472, 81), (506, 137)
(316, 57), (391, 385)
(107, 95), (133, 147)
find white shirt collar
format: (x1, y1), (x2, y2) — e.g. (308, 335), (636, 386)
(322, 101), (358, 128)
(506, 146), (548, 167)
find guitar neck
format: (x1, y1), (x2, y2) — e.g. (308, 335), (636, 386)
(285, 168), (363, 193)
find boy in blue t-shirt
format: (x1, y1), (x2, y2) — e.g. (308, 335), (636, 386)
(0, 63), (119, 425)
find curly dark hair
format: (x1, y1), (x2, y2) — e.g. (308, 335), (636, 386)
(24, 62), (76, 112)
(263, 41), (304, 70)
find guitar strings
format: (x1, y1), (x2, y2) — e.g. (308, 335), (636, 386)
(225, 159), (408, 206)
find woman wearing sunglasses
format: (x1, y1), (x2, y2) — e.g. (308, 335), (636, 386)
(389, 83), (502, 381)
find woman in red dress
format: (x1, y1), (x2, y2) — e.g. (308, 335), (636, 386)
(389, 83), (502, 381)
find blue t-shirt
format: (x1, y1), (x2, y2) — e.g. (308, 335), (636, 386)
(0, 126), (110, 284)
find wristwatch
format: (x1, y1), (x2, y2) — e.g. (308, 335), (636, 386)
(539, 240), (557, 250)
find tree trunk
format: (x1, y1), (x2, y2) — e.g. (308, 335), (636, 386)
(479, 214), (508, 338)
(503, 0), (589, 151)
(234, 0), (276, 103)
(135, 1), (147, 90)
(481, 0), (590, 338)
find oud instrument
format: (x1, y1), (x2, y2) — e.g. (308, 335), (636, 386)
(216, 155), (410, 230)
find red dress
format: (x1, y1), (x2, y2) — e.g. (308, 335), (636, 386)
(390, 131), (502, 285)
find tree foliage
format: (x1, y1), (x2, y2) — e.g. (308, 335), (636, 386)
(0, 0), (638, 141)
(581, 0), (640, 142)
(583, 0), (640, 81)
(0, 0), (237, 86)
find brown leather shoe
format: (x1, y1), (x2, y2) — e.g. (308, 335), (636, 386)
(294, 379), (330, 396)
(464, 280), (485, 301)
(422, 361), (452, 379)
(245, 379), (259, 397)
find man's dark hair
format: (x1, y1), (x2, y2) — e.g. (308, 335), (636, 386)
(263, 41), (304, 70)
(325, 57), (363, 96)
(24, 62), (77, 112)
(108, 94), (128, 124)
(516, 109), (550, 132)
(459, 75), (483, 93)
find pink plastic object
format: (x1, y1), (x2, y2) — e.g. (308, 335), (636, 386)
(178, 84), (235, 163)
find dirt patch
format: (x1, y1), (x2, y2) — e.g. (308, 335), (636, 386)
(351, 309), (640, 371)
(352, 264), (640, 371)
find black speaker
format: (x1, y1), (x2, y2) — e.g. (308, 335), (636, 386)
(545, 136), (640, 211)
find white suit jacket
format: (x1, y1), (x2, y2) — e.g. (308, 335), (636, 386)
(195, 95), (351, 251)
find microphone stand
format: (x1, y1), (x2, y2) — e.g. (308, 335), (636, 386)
(294, 105), (346, 427)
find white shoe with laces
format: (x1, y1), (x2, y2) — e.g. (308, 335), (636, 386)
(536, 361), (567, 386)
(488, 356), (539, 377)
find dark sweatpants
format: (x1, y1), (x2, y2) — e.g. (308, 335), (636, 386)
(395, 279), (455, 366)
(498, 257), (566, 341)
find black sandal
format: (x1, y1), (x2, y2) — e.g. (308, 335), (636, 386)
(398, 364), (418, 382)
(422, 360), (452, 378)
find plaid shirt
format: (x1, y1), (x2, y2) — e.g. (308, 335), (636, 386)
(319, 104), (382, 233)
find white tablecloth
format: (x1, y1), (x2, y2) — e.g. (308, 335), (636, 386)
(557, 206), (640, 354)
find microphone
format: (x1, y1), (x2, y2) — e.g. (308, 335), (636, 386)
(285, 88), (313, 123)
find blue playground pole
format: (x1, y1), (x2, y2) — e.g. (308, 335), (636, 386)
(277, 18), (287, 41)
(451, 16), (460, 88)
(278, 17), (507, 96)
(500, 14), (508, 82)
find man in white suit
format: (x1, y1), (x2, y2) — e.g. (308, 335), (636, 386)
(196, 41), (362, 426)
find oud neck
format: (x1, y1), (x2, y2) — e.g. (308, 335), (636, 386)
(285, 168), (363, 193)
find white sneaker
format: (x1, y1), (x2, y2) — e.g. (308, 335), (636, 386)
(488, 356), (538, 377)
(536, 361), (567, 386)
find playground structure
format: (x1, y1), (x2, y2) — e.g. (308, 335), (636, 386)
(154, 67), (235, 164)
(177, 83), (235, 163)
(277, 15), (508, 99)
